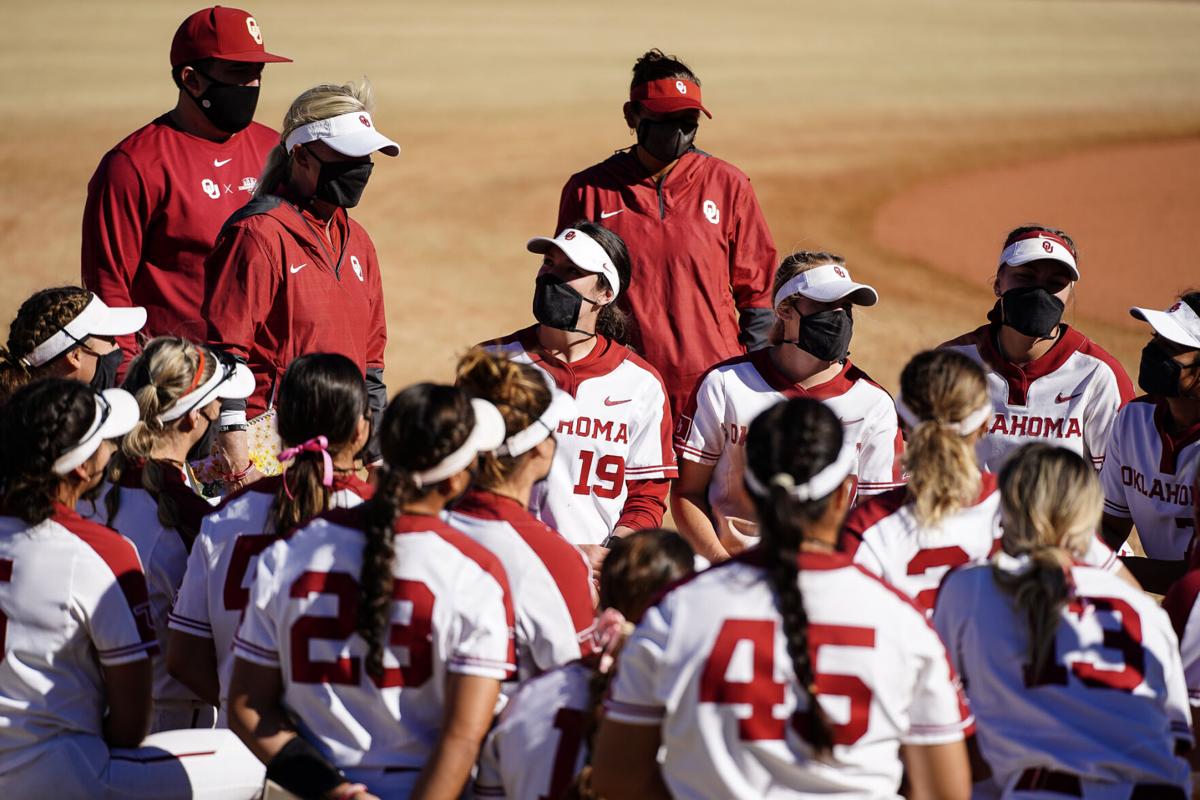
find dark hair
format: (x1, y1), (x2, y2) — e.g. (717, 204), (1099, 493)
(569, 220), (636, 346)
(359, 383), (475, 678)
(630, 49), (700, 91)
(1180, 290), (1200, 323)
(0, 379), (100, 524)
(744, 398), (846, 754)
(1002, 224), (1078, 261)
(0, 286), (93, 405)
(454, 349), (551, 489)
(272, 353), (369, 536)
(599, 529), (693, 620)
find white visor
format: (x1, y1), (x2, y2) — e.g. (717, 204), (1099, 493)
(895, 395), (993, 437)
(773, 264), (878, 310)
(998, 233), (1079, 280)
(25, 295), (147, 368)
(527, 228), (621, 300)
(1131, 300), (1200, 350)
(497, 389), (576, 458)
(53, 389), (140, 475)
(284, 111), (400, 158)
(157, 350), (256, 423)
(743, 436), (857, 503)
(412, 399), (506, 487)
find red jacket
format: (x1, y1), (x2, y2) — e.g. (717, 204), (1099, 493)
(202, 193), (387, 423)
(82, 116), (278, 364)
(557, 148), (777, 416)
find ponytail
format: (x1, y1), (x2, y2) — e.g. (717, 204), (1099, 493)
(358, 465), (409, 678)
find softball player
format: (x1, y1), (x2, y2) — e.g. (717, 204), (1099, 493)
(227, 383), (515, 800)
(1161, 472), (1200, 737)
(934, 444), (1191, 797)
(593, 398), (972, 799)
(485, 222), (676, 570)
(557, 48), (777, 417)
(474, 529), (694, 800)
(166, 353), (373, 721)
(941, 225), (1134, 472)
(92, 337), (253, 731)
(1100, 294), (1200, 590)
(0, 379), (263, 798)
(448, 350), (598, 686)
(673, 251), (903, 563)
(0, 286), (146, 403)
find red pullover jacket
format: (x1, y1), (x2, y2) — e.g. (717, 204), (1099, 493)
(557, 148), (777, 417)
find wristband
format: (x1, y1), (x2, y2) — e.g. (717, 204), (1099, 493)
(218, 423), (249, 433)
(221, 462), (253, 482)
(265, 736), (345, 799)
(600, 534), (621, 549)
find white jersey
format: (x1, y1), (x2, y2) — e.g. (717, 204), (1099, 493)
(1163, 568), (1200, 710)
(0, 506), (157, 773)
(1100, 396), (1199, 560)
(606, 548), (972, 799)
(234, 510), (516, 769)
(676, 352), (904, 540)
(934, 556), (1191, 791)
(168, 473), (372, 712)
(444, 489), (596, 685)
(475, 660), (593, 800)
(842, 475), (1000, 613)
(487, 327), (677, 545)
(942, 322), (1134, 472)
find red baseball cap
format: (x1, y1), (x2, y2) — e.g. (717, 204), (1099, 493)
(630, 77), (712, 119)
(170, 6), (292, 67)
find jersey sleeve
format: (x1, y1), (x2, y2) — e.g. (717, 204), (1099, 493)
(231, 538), (285, 668)
(80, 149), (151, 365)
(604, 601), (672, 725)
(1080, 534), (1120, 573)
(674, 369), (726, 466)
(168, 532), (215, 639)
(365, 237), (387, 372)
(901, 609), (974, 745)
(1099, 408), (1131, 517)
(203, 222), (281, 364)
(615, 479), (669, 531)
(624, 373), (677, 480)
(447, 560), (518, 681)
(727, 177), (776, 311)
(1161, 570), (1200, 708)
(856, 400), (905, 496)
(73, 536), (158, 666)
(931, 569), (972, 683)
(1082, 362), (1134, 472)
(526, 542), (597, 671)
(1151, 604), (1196, 747)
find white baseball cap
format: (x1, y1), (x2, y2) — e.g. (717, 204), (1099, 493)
(284, 111), (400, 158)
(53, 389), (140, 475)
(998, 230), (1079, 280)
(773, 263), (878, 310)
(1131, 300), (1200, 349)
(25, 294), (147, 368)
(527, 228), (621, 300)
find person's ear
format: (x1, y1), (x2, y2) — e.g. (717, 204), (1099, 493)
(442, 468), (472, 499)
(775, 302), (798, 322)
(64, 347), (86, 371)
(622, 101), (639, 131)
(352, 416), (371, 453)
(179, 65), (204, 97)
(830, 475), (855, 518)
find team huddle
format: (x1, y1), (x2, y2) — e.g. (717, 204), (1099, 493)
(0, 5), (1198, 800)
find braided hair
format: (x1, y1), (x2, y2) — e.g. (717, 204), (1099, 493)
(0, 379), (101, 524)
(359, 383), (475, 679)
(744, 398), (847, 754)
(0, 286), (93, 405)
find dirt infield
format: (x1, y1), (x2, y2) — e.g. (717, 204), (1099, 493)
(3, 0), (1200, 392)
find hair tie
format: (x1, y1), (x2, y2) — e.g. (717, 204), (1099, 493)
(278, 435), (333, 500)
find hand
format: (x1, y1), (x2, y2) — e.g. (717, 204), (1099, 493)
(215, 429), (261, 490)
(578, 544), (610, 581)
(326, 783), (380, 800)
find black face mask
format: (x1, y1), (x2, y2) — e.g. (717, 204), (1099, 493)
(312, 155), (374, 208)
(1138, 340), (1186, 397)
(532, 275), (599, 333)
(636, 117), (698, 163)
(190, 68), (260, 134)
(90, 349), (123, 391)
(782, 309), (853, 362)
(1000, 287), (1065, 339)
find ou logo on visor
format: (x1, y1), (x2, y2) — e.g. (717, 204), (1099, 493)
(834, 266), (847, 278)
(1042, 240), (1054, 253)
(676, 80), (687, 95)
(702, 199), (720, 225)
(246, 16), (263, 44)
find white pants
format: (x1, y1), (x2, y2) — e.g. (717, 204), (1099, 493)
(0, 729), (264, 799)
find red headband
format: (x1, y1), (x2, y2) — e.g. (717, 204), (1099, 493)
(630, 78), (712, 118)
(1004, 229), (1073, 253)
(186, 348), (207, 394)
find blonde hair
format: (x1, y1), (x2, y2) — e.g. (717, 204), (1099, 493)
(257, 78), (376, 197)
(105, 337), (214, 540)
(993, 444), (1103, 684)
(453, 348), (552, 489)
(899, 350), (989, 526)
(768, 251), (845, 346)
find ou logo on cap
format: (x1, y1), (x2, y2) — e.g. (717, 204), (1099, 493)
(834, 266), (847, 278)
(564, 230), (577, 240)
(360, 115), (371, 128)
(245, 16), (263, 45)
(676, 80), (687, 95)
(1042, 240), (1054, 254)
(1170, 302), (1182, 313)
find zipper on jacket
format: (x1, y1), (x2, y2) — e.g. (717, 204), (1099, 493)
(656, 176), (666, 220)
(292, 205), (347, 281)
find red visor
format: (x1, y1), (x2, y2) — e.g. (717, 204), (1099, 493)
(630, 78), (711, 119)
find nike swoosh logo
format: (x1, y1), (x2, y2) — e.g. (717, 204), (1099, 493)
(599, 209), (623, 219)
(289, 263), (307, 274)
(213, 158), (233, 167)
(604, 397), (631, 406)
(1055, 393), (1080, 404)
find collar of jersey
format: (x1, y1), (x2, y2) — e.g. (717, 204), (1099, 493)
(451, 488), (537, 526)
(978, 318), (1087, 383)
(750, 349), (855, 400)
(520, 325), (628, 385)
